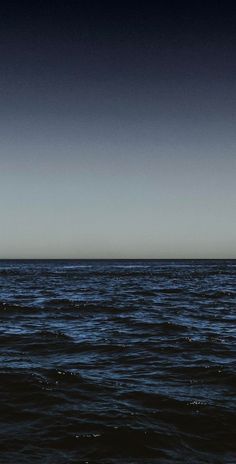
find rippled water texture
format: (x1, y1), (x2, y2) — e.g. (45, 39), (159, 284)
(0, 260), (235, 463)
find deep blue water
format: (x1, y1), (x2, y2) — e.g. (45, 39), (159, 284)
(0, 260), (235, 463)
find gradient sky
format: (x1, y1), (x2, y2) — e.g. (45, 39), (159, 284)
(1, 2), (236, 258)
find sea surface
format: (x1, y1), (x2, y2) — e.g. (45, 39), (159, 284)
(0, 259), (235, 463)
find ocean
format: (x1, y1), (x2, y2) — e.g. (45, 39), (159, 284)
(0, 259), (235, 463)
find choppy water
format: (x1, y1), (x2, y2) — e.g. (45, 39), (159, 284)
(0, 259), (235, 463)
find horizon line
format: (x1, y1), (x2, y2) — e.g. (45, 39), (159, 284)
(0, 258), (236, 261)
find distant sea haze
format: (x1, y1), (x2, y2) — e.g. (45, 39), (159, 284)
(0, 259), (235, 463)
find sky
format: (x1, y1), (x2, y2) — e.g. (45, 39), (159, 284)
(0, 1), (236, 258)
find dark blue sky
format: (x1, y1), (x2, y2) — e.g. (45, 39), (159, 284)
(1, 1), (236, 258)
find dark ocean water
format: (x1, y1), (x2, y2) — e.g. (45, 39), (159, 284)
(0, 259), (235, 464)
